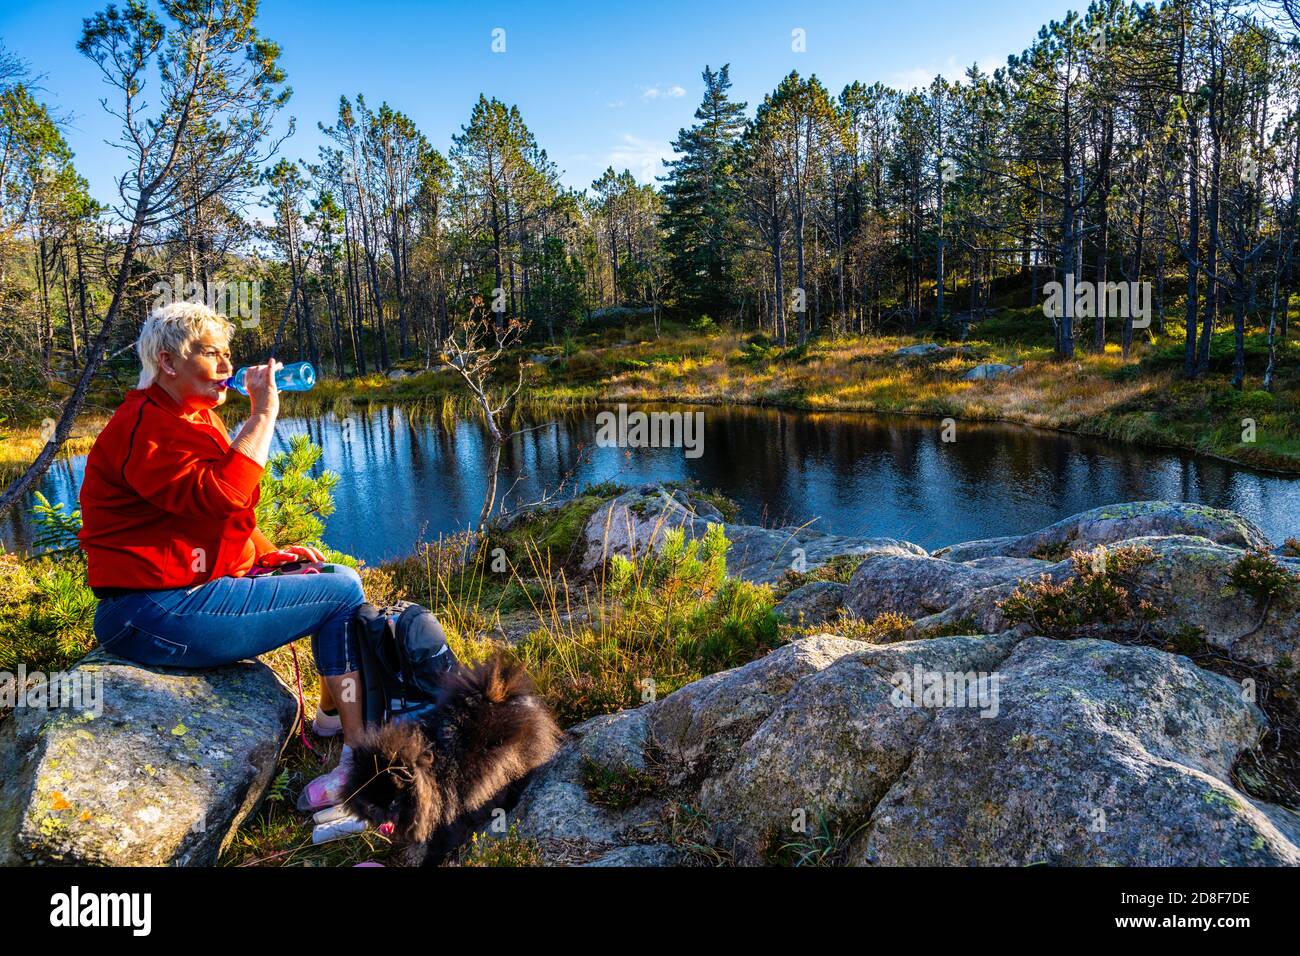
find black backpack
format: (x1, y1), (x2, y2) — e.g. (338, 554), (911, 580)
(353, 601), (459, 729)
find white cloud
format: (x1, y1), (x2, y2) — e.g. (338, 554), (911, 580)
(640, 83), (687, 101)
(607, 133), (672, 183)
(890, 55), (1002, 91)
(891, 66), (942, 91)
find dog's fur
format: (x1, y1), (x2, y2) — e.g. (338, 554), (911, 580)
(342, 655), (563, 866)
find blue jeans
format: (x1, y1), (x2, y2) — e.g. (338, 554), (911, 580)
(92, 564), (367, 676)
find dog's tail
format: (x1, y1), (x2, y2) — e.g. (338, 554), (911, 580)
(460, 653), (540, 705)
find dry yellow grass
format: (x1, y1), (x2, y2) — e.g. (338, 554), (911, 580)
(0, 420), (104, 483)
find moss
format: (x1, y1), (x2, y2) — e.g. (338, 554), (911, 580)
(488, 495), (609, 570)
(774, 552), (862, 597)
(785, 609), (913, 644)
(915, 616), (980, 639)
(1164, 624), (1207, 657)
(579, 757), (661, 810)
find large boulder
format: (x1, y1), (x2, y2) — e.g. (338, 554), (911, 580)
(934, 501), (1271, 561)
(911, 535), (1300, 677)
(963, 362), (1022, 381)
(843, 551), (1051, 621)
(507, 708), (667, 863)
(580, 485), (924, 585)
(0, 651), (296, 866)
(647, 635), (867, 776)
(509, 635), (865, 864)
(931, 536), (1025, 561)
(510, 634), (1300, 866)
(855, 637), (1299, 866)
(705, 634), (1022, 861)
(773, 581), (847, 626)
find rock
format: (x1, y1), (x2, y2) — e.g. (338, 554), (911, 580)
(580, 485), (924, 585)
(961, 556), (1056, 575)
(774, 581), (847, 626)
(509, 708), (664, 859)
(893, 343), (944, 356)
(528, 353), (556, 366)
(705, 634), (1022, 862)
(647, 636), (866, 776)
(855, 637), (1299, 866)
(386, 369), (412, 380)
(962, 363), (1022, 381)
(508, 500), (1300, 867)
(510, 634), (865, 865)
(910, 534), (1300, 678)
(511, 634), (1300, 866)
(582, 844), (685, 867)
(843, 551), (1041, 621)
(932, 536), (1022, 561)
(932, 501), (1271, 563)
(1003, 501), (1271, 558)
(0, 651), (296, 866)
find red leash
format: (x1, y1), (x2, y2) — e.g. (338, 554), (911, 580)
(290, 643), (327, 764)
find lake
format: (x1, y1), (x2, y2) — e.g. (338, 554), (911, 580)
(7, 402), (1299, 565)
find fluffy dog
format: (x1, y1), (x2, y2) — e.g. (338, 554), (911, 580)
(342, 655), (563, 866)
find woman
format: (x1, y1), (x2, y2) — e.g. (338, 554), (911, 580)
(79, 301), (364, 812)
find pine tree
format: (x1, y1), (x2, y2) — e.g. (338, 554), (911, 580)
(660, 64), (747, 322)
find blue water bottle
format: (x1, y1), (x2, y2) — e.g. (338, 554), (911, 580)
(224, 361), (316, 394)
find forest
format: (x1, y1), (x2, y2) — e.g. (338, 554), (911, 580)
(3, 0), (1300, 507)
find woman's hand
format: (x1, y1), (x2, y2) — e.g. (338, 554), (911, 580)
(230, 359), (281, 467)
(244, 359), (282, 420)
(259, 545), (326, 567)
(284, 544), (325, 563)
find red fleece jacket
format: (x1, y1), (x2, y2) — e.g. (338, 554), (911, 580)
(78, 382), (276, 589)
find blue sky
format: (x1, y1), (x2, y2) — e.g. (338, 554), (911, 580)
(2, 0), (1076, 209)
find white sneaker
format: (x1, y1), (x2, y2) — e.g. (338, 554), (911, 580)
(311, 807), (370, 845)
(312, 710), (343, 737)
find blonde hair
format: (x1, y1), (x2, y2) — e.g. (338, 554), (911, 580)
(135, 301), (235, 389)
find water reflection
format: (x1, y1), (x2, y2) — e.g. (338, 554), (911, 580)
(6, 403), (1298, 565)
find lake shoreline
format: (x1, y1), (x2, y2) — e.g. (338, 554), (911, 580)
(581, 391), (1300, 479)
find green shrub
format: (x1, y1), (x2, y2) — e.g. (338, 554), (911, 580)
(458, 823), (542, 867)
(998, 544), (1160, 638)
(563, 351), (605, 379)
(775, 553), (861, 597)
(254, 433), (339, 549)
(0, 553), (97, 673)
(1230, 550), (1298, 603)
(516, 524), (780, 724)
(763, 808), (870, 866)
(784, 609), (914, 645)
(30, 491), (82, 554)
